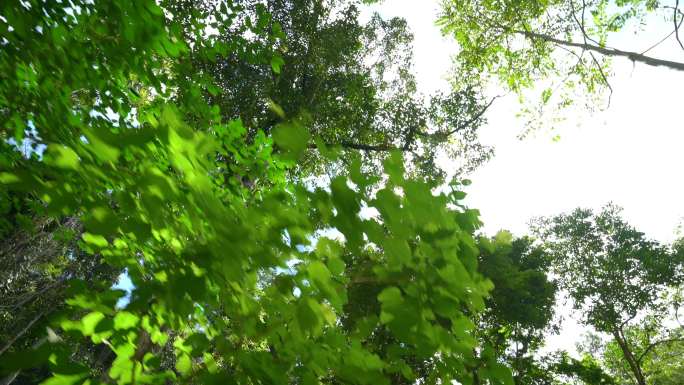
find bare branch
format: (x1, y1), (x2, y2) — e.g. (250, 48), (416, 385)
(640, 5), (683, 55)
(310, 96), (499, 153)
(338, 141), (397, 152)
(309, 141), (399, 153)
(510, 28), (684, 71)
(0, 370), (20, 385)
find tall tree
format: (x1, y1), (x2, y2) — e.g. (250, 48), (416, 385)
(476, 232), (558, 385)
(583, 317), (684, 385)
(439, 0), (684, 131)
(0, 1), (499, 381)
(169, 0), (494, 179)
(535, 204), (684, 385)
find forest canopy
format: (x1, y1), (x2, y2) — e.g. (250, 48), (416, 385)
(1, 1), (683, 385)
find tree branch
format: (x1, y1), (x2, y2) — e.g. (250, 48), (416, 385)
(570, 0), (601, 47)
(2, 279), (66, 311)
(310, 95), (500, 154)
(512, 28), (684, 71)
(640, 4), (683, 55)
(309, 141), (404, 153)
(619, 312), (638, 330)
(0, 335), (51, 385)
(612, 327), (647, 385)
(444, 95), (499, 136)
(402, 121), (422, 151)
(636, 336), (684, 364)
(0, 370), (20, 385)
(568, 1), (613, 106)
(0, 309), (46, 357)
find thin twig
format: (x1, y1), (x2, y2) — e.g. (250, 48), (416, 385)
(568, 1), (613, 107)
(589, 52), (613, 107)
(570, 0), (601, 46)
(640, 6), (683, 55)
(675, 0), (684, 50)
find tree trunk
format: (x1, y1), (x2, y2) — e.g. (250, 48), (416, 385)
(612, 328), (647, 385)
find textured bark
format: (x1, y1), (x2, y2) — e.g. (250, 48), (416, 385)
(515, 29), (684, 71)
(612, 328), (647, 385)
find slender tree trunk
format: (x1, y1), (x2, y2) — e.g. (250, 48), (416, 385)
(472, 369), (480, 385)
(612, 328), (647, 385)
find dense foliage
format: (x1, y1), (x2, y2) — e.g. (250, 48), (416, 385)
(172, 0), (494, 178)
(0, 1), (502, 385)
(536, 205), (684, 385)
(475, 232), (557, 385)
(1, 1), (683, 385)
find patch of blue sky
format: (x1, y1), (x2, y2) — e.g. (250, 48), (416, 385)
(112, 270), (134, 309)
(6, 120), (46, 159)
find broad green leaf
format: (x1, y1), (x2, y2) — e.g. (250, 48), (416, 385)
(272, 122), (309, 160)
(176, 354), (192, 375)
(44, 144), (79, 170)
(378, 287), (403, 307)
(270, 55), (285, 74)
(0, 172), (20, 184)
(113, 312), (140, 330)
(41, 373), (87, 385)
(82, 233), (108, 248)
(81, 312), (105, 336)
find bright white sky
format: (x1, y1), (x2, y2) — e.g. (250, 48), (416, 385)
(364, 0), (684, 354)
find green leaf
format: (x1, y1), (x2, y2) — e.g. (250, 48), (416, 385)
(297, 298), (322, 334)
(81, 311), (105, 336)
(383, 238), (411, 269)
(176, 354), (192, 375)
(113, 311), (140, 330)
(378, 287), (403, 307)
(270, 54), (285, 74)
(308, 261), (331, 284)
(41, 373), (87, 385)
(44, 144), (80, 170)
(82, 232), (108, 248)
(83, 129), (121, 163)
(272, 122), (309, 160)
(0, 172), (20, 184)
(327, 257), (345, 276)
(267, 98), (286, 119)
